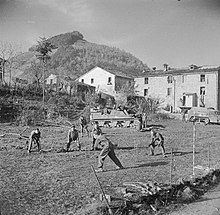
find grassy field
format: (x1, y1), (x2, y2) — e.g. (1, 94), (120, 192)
(0, 119), (220, 215)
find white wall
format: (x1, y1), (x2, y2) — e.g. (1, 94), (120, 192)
(135, 71), (219, 112)
(78, 67), (116, 95)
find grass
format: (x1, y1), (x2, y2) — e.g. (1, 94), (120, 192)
(0, 120), (220, 214)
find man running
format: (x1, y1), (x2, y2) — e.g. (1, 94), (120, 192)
(94, 133), (124, 172)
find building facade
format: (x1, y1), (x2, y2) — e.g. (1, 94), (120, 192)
(77, 66), (133, 96)
(135, 66), (220, 112)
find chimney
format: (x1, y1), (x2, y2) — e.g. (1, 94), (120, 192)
(163, 63), (168, 71)
(189, 64), (198, 70)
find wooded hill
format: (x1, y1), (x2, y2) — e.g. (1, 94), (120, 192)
(16, 31), (150, 81)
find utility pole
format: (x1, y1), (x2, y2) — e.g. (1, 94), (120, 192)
(42, 57), (46, 106)
(173, 77), (176, 112)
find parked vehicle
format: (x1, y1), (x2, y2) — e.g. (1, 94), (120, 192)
(187, 107), (220, 125)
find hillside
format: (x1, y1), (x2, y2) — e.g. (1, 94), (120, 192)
(16, 31), (150, 81)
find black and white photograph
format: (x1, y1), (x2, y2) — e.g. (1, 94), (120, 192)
(1, 0), (220, 214)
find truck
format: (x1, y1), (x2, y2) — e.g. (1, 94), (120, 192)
(187, 107), (220, 125)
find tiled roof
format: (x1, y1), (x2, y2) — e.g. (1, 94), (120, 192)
(136, 66), (220, 78)
(105, 68), (133, 79)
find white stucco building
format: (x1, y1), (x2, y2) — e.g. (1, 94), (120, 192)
(77, 66), (133, 96)
(135, 65), (220, 112)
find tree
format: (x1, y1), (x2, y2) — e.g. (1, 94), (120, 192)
(34, 37), (55, 105)
(28, 60), (43, 88)
(114, 80), (137, 108)
(0, 41), (21, 85)
(84, 91), (99, 107)
(137, 96), (164, 114)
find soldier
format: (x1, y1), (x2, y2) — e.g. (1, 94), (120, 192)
(66, 124), (81, 152)
(79, 116), (88, 135)
(94, 134), (124, 172)
(149, 129), (167, 157)
(27, 128), (41, 153)
(182, 109), (187, 122)
(90, 122), (102, 151)
(142, 112), (147, 129)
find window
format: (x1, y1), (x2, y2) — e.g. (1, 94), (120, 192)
(91, 78), (94, 84)
(107, 77), (112, 85)
(182, 95), (186, 106)
(144, 77), (148, 84)
(167, 87), (172, 96)
(50, 79), (53, 84)
(200, 74), (205, 82)
(81, 79), (84, 83)
(144, 89), (148, 96)
(200, 87), (205, 95)
(167, 76), (173, 84)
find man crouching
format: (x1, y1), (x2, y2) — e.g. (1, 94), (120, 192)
(66, 124), (81, 152)
(27, 128), (41, 153)
(149, 129), (167, 157)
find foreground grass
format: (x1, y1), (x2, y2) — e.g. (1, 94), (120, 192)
(0, 120), (220, 214)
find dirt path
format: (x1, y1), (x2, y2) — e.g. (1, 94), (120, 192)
(168, 184), (220, 215)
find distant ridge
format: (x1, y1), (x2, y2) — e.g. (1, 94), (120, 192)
(15, 31), (150, 81)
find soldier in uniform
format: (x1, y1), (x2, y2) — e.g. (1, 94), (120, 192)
(79, 116), (88, 135)
(94, 134), (124, 172)
(27, 128), (41, 153)
(182, 109), (187, 122)
(142, 112), (147, 129)
(149, 129), (167, 157)
(90, 122), (102, 151)
(66, 124), (81, 152)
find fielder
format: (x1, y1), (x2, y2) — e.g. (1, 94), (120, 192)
(27, 128), (41, 153)
(91, 122), (102, 151)
(149, 129), (167, 157)
(66, 124), (81, 152)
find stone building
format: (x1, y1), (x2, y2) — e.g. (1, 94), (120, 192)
(135, 65), (220, 112)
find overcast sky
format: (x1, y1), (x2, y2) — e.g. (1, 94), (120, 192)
(0, 0), (220, 69)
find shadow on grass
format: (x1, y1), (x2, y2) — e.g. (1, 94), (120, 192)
(103, 161), (169, 173)
(116, 146), (147, 150)
(136, 161), (169, 168)
(170, 151), (200, 156)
